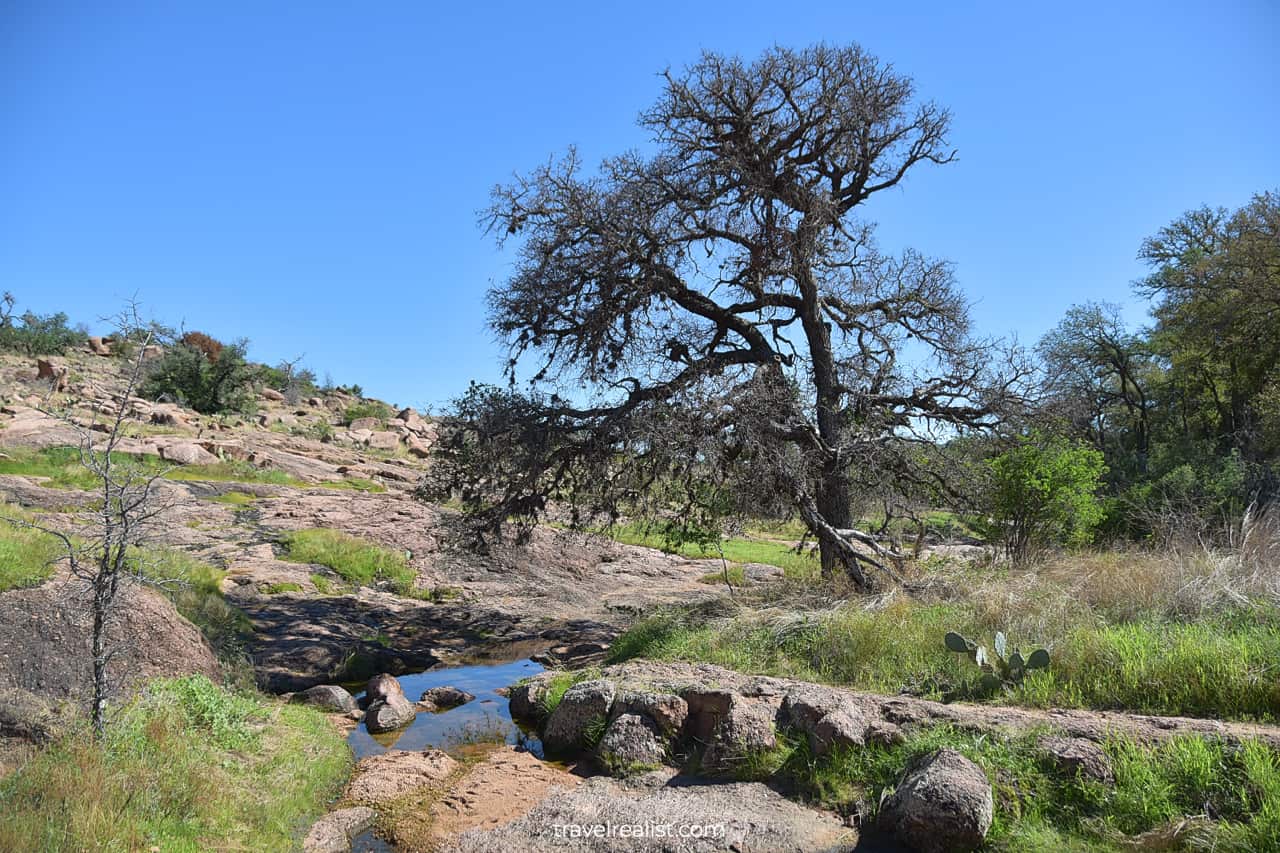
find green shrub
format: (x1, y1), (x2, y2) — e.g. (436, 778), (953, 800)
(140, 340), (259, 414)
(0, 294), (88, 355)
(975, 432), (1107, 562)
(0, 675), (350, 851)
(342, 400), (393, 425)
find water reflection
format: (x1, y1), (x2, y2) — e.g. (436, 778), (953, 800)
(345, 657), (545, 760)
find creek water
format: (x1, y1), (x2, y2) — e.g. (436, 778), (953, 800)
(346, 657), (546, 851)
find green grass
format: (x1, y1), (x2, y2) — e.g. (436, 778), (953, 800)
(741, 724), (1280, 851)
(537, 668), (602, 717)
(280, 528), (426, 598)
(699, 564), (747, 587)
(261, 581), (303, 595)
(0, 675), (351, 852)
(0, 445), (383, 493)
(608, 599), (1280, 721)
(309, 572), (345, 595)
(609, 523), (820, 581)
(0, 504), (62, 591)
(208, 490), (257, 505)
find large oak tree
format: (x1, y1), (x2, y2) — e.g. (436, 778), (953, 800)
(431, 44), (1021, 588)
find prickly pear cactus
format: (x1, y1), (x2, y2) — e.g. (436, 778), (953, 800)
(944, 630), (1050, 689)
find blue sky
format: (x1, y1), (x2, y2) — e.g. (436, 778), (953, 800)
(4, 1), (1277, 410)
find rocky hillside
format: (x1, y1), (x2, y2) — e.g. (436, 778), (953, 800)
(0, 343), (734, 708)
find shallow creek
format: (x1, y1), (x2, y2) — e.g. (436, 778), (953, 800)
(347, 657), (546, 851)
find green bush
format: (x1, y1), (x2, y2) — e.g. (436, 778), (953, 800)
(976, 432), (1107, 562)
(342, 400), (393, 425)
(0, 295), (88, 356)
(140, 341), (259, 414)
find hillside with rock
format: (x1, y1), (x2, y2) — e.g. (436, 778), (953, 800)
(0, 345), (731, 703)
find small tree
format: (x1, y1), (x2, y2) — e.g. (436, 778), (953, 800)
(979, 433), (1107, 563)
(5, 305), (187, 736)
(140, 338), (259, 414)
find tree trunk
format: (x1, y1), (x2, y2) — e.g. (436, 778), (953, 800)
(817, 465), (853, 578)
(91, 573), (110, 739)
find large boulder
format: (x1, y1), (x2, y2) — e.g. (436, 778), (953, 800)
(86, 336), (112, 356)
(0, 579), (220, 709)
(419, 685), (475, 712)
(700, 696), (778, 772)
(35, 359), (69, 392)
(260, 387), (286, 402)
(879, 748), (993, 853)
(542, 679), (616, 754)
(366, 431), (400, 451)
(292, 684), (359, 715)
(348, 417), (382, 432)
(507, 679), (548, 721)
(595, 713), (667, 776)
(159, 442), (219, 466)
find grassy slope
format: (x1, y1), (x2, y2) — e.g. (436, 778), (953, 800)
(0, 676), (350, 852)
(0, 504), (61, 591)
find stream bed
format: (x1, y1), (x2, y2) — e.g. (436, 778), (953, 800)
(347, 657), (546, 851)
(347, 657), (546, 759)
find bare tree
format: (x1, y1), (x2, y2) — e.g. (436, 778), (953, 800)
(5, 305), (183, 737)
(429, 44), (1024, 589)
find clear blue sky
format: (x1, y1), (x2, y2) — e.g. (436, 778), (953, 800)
(4, 1), (1277, 410)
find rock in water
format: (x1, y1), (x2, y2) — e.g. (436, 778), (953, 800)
(365, 694), (417, 733)
(879, 748), (993, 853)
(418, 685), (476, 712)
(365, 673), (404, 705)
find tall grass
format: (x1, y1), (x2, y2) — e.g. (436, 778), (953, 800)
(0, 676), (350, 852)
(609, 597), (1280, 720)
(609, 523), (821, 581)
(0, 504), (61, 591)
(132, 549), (251, 673)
